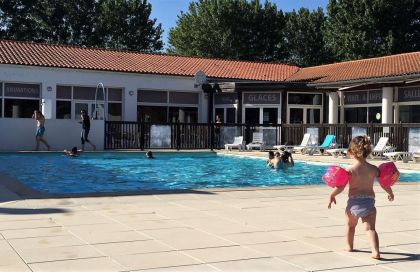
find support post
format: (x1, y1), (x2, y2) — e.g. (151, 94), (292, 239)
(328, 92), (339, 124)
(382, 87), (393, 124)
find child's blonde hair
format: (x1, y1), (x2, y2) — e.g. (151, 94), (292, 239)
(348, 135), (372, 159)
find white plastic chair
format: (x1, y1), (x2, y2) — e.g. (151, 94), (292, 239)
(246, 132), (265, 151)
(370, 137), (394, 158)
(225, 136), (244, 151)
(274, 133), (311, 154)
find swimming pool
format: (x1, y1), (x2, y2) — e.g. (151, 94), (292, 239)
(0, 152), (418, 194)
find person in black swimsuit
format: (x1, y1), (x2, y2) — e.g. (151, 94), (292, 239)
(80, 110), (96, 151)
(214, 115), (222, 149)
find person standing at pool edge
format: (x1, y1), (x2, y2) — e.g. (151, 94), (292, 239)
(214, 115), (222, 149)
(32, 110), (50, 151)
(80, 109), (96, 151)
(328, 136), (394, 259)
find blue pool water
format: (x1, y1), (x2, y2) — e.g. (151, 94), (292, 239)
(0, 152), (418, 194)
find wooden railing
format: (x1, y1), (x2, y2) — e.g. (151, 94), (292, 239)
(104, 121), (419, 151)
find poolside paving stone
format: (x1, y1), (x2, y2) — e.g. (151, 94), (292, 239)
(28, 257), (127, 272)
(135, 263), (220, 272)
(277, 251), (373, 271)
(71, 230), (151, 245)
(210, 257), (306, 272)
(93, 239), (174, 256)
(112, 251), (202, 270)
(15, 244), (104, 263)
(142, 227), (236, 250)
(181, 245), (270, 263)
(1, 226), (69, 239)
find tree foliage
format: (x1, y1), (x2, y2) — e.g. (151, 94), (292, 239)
(0, 0), (163, 51)
(168, 0), (287, 61)
(324, 0), (420, 61)
(96, 0), (163, 51)
(284, 8), (331, 67)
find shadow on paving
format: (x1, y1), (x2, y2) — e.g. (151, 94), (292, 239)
(0, 172), (216, 201)
(47, 188), (216, 199)
(0, 207), (69, 215)
(353, 249), (420, 262)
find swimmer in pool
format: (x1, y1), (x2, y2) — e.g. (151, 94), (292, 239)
(145, 150), (154, 159)
(267, 151), (275, 167)
(272, 148), (294, 171)
(64, 146), (79, 157)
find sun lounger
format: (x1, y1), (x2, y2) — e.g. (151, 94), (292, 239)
(307, 134), (336, 155)
(413, 152), (420, 163)
(274, 133), (311, 154)
(225, 136), (244, 151)
(370, 137), (395, 159)
(326, 148), (348, 158)
(383, 151), (412, 162)
(246, 132), (265, 151)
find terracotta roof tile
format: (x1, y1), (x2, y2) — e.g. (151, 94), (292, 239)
(286, 52), (420, 84)
(0, 40), (299, 82)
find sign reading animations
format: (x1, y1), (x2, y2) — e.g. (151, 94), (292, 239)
(244, 93), (280, 104)
(4, 83), (40, 98)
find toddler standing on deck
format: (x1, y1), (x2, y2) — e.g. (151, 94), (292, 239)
(328, 136), (394, 259)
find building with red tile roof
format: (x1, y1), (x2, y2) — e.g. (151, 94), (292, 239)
(0, 39), (419, 129)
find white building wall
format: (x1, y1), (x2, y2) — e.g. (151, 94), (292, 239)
(0, 65), (204, 122)
(0, 118), (104, 151)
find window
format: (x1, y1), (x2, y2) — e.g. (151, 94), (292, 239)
(3, 83), (41, 118)
(263, 108), (278, 124)
(56, 101), (71, 119)
(226, 108), (236, 123)
(0, 83), (2, 117)
(306, 109), (320, 124)
(345, 108), (367, 123)
(138, 106), (167, 122)
(108, 103), (122, 121)
(56, 85), (123, 119)
(169, 107), (197, 123)
(4, 99), (39, 118)
(290, 108), (304, 124)
(368, 107), (382, 123)
(400, 105), (420, 123)
(215, 108), (224, 122)
(289, 93), (322, 105)
(245, 108), (260, 124)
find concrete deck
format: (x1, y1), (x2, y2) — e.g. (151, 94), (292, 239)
(0, 152), (419, 271)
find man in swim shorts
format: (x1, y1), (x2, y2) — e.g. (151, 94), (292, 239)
(32, 110), (50, 151)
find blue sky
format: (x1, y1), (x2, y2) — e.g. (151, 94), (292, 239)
(148, 0), (329, 49)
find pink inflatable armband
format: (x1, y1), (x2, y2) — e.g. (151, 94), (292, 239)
(378, 162), (400, 188)
(322, 166), (350, 188)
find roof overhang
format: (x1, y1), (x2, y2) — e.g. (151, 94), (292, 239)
(202, 81), (317, 93)
(307, 73), (420, 90)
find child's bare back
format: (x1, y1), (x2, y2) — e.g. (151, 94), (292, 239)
(347, 161), (378, 197)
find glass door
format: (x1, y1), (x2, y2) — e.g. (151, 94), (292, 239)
(245, 108), (260, 124)
(289, 108), (304, 124)
(263, 108), (278, 124)
(215, 108), (224, 122)
(306, 108), (320, 124)
(91, 103), (105, 120)
(74, 102), (89, 120)
(226, 108), (236, 123)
